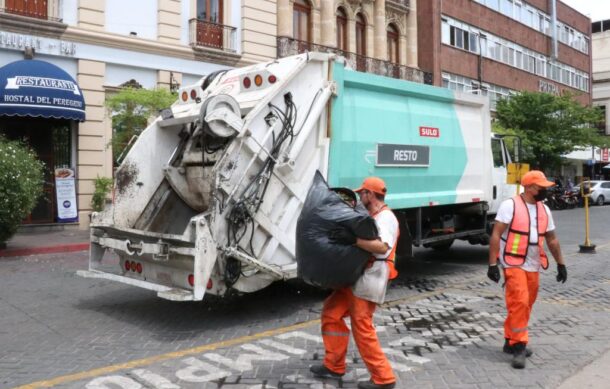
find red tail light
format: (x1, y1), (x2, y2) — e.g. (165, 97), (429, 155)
(190, 89), (197, 100)
(243, 77), (251, 89)
(124, 261), (131, 271)
(207, 279), (213, 290)
(188, 274), (194, 287)
(268, 75), (277, 84)
(136, 263), (143, 274)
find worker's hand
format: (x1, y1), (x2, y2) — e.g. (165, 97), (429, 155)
(487, 264), (501, 283)
(556, 264), (567, 283)
(329, 228), (357, 245)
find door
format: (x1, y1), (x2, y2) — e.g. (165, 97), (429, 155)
(196, 0), (223, 49)
(489, 137), (516, 214)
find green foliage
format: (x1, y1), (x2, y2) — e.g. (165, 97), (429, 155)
(494, 91), (608, 171)
(91, 176), (113, 212)
(106, 87), (176, 166)
(0, 136), (44, 244)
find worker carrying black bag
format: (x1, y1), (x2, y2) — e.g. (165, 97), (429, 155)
(296, 171), (378, 289)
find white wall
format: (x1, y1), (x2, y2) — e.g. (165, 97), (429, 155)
(105, 64), (157, 89)
(105, 0), (158, 40)
(61, 0), (78, 25)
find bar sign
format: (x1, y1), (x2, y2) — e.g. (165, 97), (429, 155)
(420, 126), (439, 138)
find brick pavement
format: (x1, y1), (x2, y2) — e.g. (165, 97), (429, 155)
(1, 207), (609, 389)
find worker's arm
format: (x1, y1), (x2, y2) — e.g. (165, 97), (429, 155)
(355, 237), (389, 255)
(488, 221), (508, 265)
(545, 231), (565, 265)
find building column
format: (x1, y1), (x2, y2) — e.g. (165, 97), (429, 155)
(277, 0), (292, 38)
(77, 59), (107, 228)
(78, 0), (105, 31)
(312, 8), (321, 44)
(157, 70), (182, 91)
(348, 18), (356, 53)
(157, 0), (181, 44)
(406, 1), (418, 67)
(373, 0), (386, 60)
(320, 0), (335, 47)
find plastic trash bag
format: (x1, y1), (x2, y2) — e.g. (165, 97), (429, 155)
(296, 171), (378, 289)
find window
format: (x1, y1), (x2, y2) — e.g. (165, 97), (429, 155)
(469, 33), (479, 54)
(387, 24), (399, 63)
(492, 138), (505, 167)
(500, 0), (512, 17)
(355, 13), (366, 56)
(441, 19), (450, 44)
(197, 0), (222, 23)
(293, 0), (311, 42)
(336, 7), (348, 51)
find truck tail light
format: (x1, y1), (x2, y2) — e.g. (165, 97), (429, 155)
(124, 261), (131, 271)
(243, 77), (251, 89)
(188, 274), (194, 287)
(254, 74), (263, 87)
(268, 74), (277, 84)
(207, 279), (213, 290)
(181, 91), (188, 101)
(136, 263), (143, 274)
(190, 89), (197, 100)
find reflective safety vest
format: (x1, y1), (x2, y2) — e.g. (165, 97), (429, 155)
(372, 205), (399, 279)
(501, 195), (549, 269)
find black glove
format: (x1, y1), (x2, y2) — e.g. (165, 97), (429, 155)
(329, 228), (357, 245)
(487, 265), (501, 283)
(556, 264), (567, 283)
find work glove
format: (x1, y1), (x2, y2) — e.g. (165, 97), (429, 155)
(487, 264), (501, 283)
(556, 264), (567, 283)
(329, 228), (357, 245)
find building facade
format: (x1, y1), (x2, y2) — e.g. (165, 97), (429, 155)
(276, 0), (426, 83)
(418, 0), (592, 110)
(0, 0), (274, 228)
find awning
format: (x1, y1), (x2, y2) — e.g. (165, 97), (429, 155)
(0, 59), (86, 121)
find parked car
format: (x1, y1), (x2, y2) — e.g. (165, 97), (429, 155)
(573, 181), (610, 206)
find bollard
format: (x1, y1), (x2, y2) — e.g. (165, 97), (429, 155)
(579, 179), (596, 253)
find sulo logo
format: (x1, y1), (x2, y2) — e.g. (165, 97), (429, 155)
(419, 126), (440, 138)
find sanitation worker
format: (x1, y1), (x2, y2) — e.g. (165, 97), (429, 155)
(487, 170), (567, 369)
(310, 177), (399, 389)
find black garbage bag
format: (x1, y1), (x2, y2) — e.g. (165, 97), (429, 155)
(296, 171), (379, 289)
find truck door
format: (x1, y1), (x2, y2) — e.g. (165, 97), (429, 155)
(490, 137), (516, 214)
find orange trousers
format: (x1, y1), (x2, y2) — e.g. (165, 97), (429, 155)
(321, 287), (395, 385)
(504, 267), (539, 346)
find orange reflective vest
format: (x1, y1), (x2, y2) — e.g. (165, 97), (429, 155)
(372, 205), (399, 280)
(502, 195), (549, 270)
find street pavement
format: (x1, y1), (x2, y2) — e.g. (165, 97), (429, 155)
(1, 206), (609, 389)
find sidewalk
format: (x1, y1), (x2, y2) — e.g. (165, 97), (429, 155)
(0, 228), (90, 257)
(557, 347), (610, 389)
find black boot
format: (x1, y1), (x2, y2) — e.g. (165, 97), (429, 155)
(310, 364), (344, 379)
(511, 342), (527, 369)
(503, 339), (533, 357)
(357, 381), (396, 389)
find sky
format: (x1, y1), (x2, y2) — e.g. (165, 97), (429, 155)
(560, 0), (610, 21)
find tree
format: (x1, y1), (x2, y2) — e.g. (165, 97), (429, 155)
(494, 91), (609, 172)
(106, 86), (176, 166)
(0, 136), (44, 246)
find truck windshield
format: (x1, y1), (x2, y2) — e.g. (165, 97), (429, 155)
(491, 138), (505, 167)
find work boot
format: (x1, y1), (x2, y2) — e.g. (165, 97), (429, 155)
(309, 364), (343, 379)
(503, 339), (533, 357)
(511, 342), (527, 369)
(357, 381), (396, 389)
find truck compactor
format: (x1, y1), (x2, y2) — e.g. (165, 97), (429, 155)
(77, 53), (516, 301)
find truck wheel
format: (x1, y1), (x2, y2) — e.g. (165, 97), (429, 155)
(596, 195), (605, 206)
(430, 239), (454, 251)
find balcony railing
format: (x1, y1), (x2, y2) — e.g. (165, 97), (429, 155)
(1, 0), (61, 21)
(277, 36), (427, 84)
(189, 18), (236, 52)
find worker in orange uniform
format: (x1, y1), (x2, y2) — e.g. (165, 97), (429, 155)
(310, 177), (399, 389)
(487, 170), (567, 369)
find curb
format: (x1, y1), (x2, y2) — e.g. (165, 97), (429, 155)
(0, 243), (90, 258)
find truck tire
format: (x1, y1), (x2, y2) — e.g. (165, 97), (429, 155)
(430, 239), (454, 251)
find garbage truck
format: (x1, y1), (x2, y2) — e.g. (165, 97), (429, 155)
(77, 53), (516, 301)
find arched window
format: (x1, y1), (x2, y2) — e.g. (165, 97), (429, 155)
(293, 0), (311, 42)
(336, 7), (348, 51)
(387, 24), (399, 64)
(355, 13), (367, 57)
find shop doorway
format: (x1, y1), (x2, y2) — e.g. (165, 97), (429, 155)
(0, 118), (73, 224)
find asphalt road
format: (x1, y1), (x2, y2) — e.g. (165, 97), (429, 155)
(1, 205), (609, 389)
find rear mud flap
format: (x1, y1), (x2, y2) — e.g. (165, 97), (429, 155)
(193, 216), (218, 300)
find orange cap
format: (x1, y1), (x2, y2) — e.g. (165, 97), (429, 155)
(354, 177), (387, 195)
(521, 170), (555, 187)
